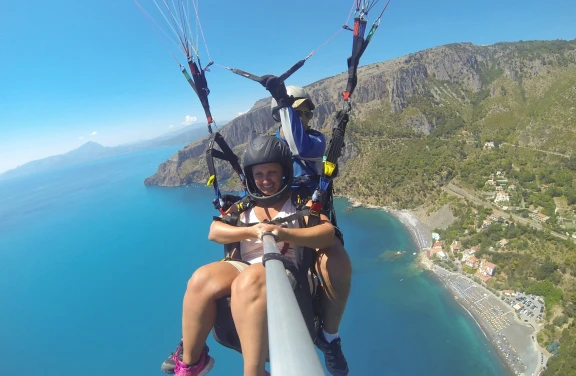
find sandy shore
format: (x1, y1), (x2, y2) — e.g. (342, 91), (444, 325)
(342, 197), (432, 250)
(342, 196), (540, 376)
(420, 255), (540, 376)
(389, 209), (433, 250)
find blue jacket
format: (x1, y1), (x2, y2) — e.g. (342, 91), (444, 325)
(275, 107), (326, 183)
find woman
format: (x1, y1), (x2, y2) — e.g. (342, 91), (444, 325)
(170, 135), (335, 376)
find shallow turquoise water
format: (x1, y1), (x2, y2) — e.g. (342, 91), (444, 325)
(0, 146), (508, 375)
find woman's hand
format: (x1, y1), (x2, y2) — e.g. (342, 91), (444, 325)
(252, 223), (282, 241)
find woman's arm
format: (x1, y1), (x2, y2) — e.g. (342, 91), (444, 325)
(208, 220), (257, 244)
(276, 214), (335, 249)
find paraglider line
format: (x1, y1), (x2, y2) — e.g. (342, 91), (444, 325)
(306, 27), (345, 60)
(375, 0), (392, 23)
(191, 0), (212, 61)
(135, 0), (185, 63)
(152, 0), (191, 57)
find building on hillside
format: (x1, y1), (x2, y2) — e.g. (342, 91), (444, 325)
(432, 241), (444, 252)
(481, 220), (493, 229)
(494, 191), (510, 203)
(478, 259), (496, 277)
(434, 250), (447, 260)
(461, 249), (476, 262)
(508, 184), (516, 191)
(471, 246), (480, 253)
(484, 141), (495, 149)
(450, 241), (460, 254)
(503, 290), (516, 296)
(486, 179), (496, 186)
(427, 247), (447, 260)
(530, 212), (550, 222)
(465, 256), (480, 269)
(499, 239), (509, 247)
(490, 213), (503, 222)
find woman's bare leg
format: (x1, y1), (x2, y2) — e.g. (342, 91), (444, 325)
(181, 261), (240, 364)
(317, 238), (352, 334)
(230, 264), (268, 376)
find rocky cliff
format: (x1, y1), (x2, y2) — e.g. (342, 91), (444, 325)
(145, 39), (576, 188)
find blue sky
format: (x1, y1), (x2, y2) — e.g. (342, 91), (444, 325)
(0, 0), (575, 173)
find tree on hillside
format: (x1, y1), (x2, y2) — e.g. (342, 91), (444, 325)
(537, 259), (559, 280)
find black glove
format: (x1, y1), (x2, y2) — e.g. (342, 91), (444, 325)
(258, 75), (295, 109)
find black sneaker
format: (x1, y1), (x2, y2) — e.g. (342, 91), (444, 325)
(161, 341), (211, 374)
(314, 329), (349, 376)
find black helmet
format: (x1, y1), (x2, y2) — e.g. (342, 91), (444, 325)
(243, 135), (293, 207)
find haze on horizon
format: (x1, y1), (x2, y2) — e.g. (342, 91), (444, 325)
(1, 0), (575, 174)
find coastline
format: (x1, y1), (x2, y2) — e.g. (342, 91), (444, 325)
(342, 196), (432, 250)
(342, 196), (540, 376)
(419, 253), (540, 376)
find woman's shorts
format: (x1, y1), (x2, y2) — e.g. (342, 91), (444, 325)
(224, 259), (252, 272)
(224, 259), (318, 295)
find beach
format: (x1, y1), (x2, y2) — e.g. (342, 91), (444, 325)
(402, 208), (542, 376)
(344, 196), (433, 250)
(390, 209), (433, 250)
(429, 261), (541, 376)
(344, 197), (542, 376)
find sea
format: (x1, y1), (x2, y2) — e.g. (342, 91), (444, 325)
(0, 146), (509, 376)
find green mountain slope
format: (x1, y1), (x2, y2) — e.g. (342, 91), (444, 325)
(145, 39), (576, 195)
(332, 40), (576, 208)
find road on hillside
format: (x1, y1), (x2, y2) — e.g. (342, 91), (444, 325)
(443, 183), (571, 242)
(500, 142), (572, 159)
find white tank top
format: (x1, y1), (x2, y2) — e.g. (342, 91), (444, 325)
(239, 198), (300, 265)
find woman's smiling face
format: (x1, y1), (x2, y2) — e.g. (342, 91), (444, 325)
(251, 162), (283, 196)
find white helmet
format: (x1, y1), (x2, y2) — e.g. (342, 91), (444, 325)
(270, 85), (316, 111)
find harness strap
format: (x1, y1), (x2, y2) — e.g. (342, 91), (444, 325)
(263, 253), (295, 268)
(266, 208), (311, 226)
(325, 110), (350, 173)
(205, 132), (247, 213)
(214, 188), (321, 273)
(311, 4), (390, 218)
(220, 212), (242, 259)
(187, 57), (213, 125)
(216, 208), (312, 228)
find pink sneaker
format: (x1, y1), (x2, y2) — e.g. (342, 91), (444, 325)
(172, 347), (214, 376)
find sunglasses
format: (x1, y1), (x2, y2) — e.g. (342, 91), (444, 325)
(295, 110), (314, 120)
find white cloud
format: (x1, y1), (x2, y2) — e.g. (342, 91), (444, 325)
(234, 111), (248, 118)
(181, 115), (197, 126)
(78, 136), (85, 140)
(168, 124), (175, 129)
(89, 131), (97, 136)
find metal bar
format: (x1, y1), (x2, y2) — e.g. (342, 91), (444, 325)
(230, 68), (262, 82)
(262, 234), (325, 376)
(278, 59), (305, 82)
